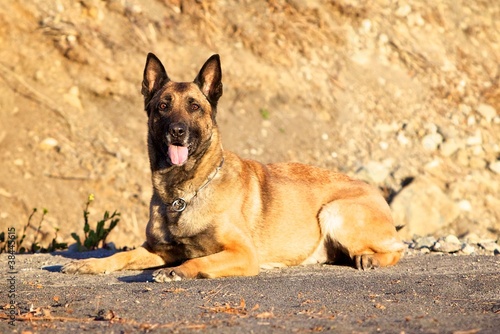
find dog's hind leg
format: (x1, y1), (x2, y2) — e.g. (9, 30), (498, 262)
(318, 200), (405, 270)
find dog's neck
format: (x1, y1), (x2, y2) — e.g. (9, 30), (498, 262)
(149, 134), (224, 205)
(166, 155), (224, 212)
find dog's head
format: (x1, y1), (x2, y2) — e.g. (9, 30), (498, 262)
(142, 54), (223, 167)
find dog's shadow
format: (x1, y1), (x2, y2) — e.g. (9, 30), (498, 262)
(42, 249), (115, 273)
(43, 264), (154, 282)
(51, 248), (118, 260)
(42, 249), (156, 283)
(117, 271), (156, 283)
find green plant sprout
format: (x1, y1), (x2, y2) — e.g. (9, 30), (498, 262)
(71, 194), (120, 251)
(0, 208), (67, 253)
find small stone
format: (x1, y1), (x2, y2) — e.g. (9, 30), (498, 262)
(469, 157), (486, 169)
(379, 141), (389, 150)
(397, 132), (410, 146)
(129, 4), (142, 14)
(39, 137), (59, 150)
(375, 122), (399, 133)
(356, 161), (390, 184)
(0, 187), (12, 198)
(455, 149), (469, 166)
(419, 248), (431, 254)
(440, 139), (461, 157)
(422, 133), (443, 151)
(444, 235), (461, 244)
(395, 4), (412, 17)
(476, 103), (497, 123)
(479, 242), (500, 253)
(463, 233), (482, 244)
(459, 104), (472, 115)
(34, 70), (44, 81)
(66, 34), (77, 46)
(457, 200), (472, 211)
(361, 19), (372, 33)
(471, 145), (484, 156)
(391, 178), (460, 239)
(408, 13), (425, 26)
(461, 244), (476, 255)
(379, 34), (389, 44)
(466, 130), (482, 146)
(433, 239), (462, 253)
(63, 86), (83, 110)
(414, 236), (437, 249)
(488, 161), (500, 174)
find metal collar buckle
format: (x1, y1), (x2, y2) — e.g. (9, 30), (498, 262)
(170, 198), (187, 212)
(168, 157), (224, 213)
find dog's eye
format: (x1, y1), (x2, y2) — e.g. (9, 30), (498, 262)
(159, 102), (168, 110)
(190, 103), (200, 111)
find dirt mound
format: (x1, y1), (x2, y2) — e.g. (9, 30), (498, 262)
(0, 0), (498, 248)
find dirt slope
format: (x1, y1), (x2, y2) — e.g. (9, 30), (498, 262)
(0, 0), (498, 248)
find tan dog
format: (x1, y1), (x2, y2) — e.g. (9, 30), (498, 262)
(62, 54), (404, 281)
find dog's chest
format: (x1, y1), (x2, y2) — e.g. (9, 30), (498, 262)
(160, 208), (222, 260)
(159, 222), (222, 260)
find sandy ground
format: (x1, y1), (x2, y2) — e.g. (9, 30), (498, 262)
(1, 251), (499, 333)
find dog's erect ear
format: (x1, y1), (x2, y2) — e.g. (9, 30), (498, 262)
(142, 53), (169, 107)
(194, 54), (223, 106)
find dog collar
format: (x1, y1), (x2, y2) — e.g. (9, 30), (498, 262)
(169, 156), (225, 213)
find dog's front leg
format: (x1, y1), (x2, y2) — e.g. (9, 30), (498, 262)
(152, 247), (259, 282)
(61, 244), (167, 274)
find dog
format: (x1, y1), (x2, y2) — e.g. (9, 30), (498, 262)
(62, 53), (405, 282)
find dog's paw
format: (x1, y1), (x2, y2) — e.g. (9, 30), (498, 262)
(152, 268), (185, 282)
(61, 259), (109, 275)
(354, 254), (380, 271)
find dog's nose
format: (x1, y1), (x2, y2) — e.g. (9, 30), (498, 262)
(169, 122), (187, 139)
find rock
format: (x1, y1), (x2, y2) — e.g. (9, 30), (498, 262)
(463, 233), (482, 244)
(466, 130), (482, 146)
(444, 235), (461, 244)
(422, 133), (443, 151)
(63, 86), (83, 110)
(355, 161), (390, 184)
(424, 159), (447, 180)
(397, 132), (410, 146)
(469, 156), (486, 169)
(488, 161), (500, 174)
(395, 4), (412, 17)
(455, 148), (470, 166)
(479, 241), (500, 253)
(476, 103), (497, 123)
(440, 139), (461, 157)
(433, 235), (462, 253)
(391, 177), (460, 239)
(433, 242), (461, 253)
(39, 137), (59, 150)
(414, 236), (437, 249)
(467, 115), (476, 126)
(457, 200), (472, 212)
(0, 187), (12, 198)
(461, 244), (476, 255)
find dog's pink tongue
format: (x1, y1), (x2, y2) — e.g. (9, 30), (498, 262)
(168, 145), (188, 165)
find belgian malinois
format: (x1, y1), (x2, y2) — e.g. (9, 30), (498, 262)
(62, 53), (404, 281)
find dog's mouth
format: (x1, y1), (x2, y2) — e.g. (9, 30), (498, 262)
(168, 144), (189, 166)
